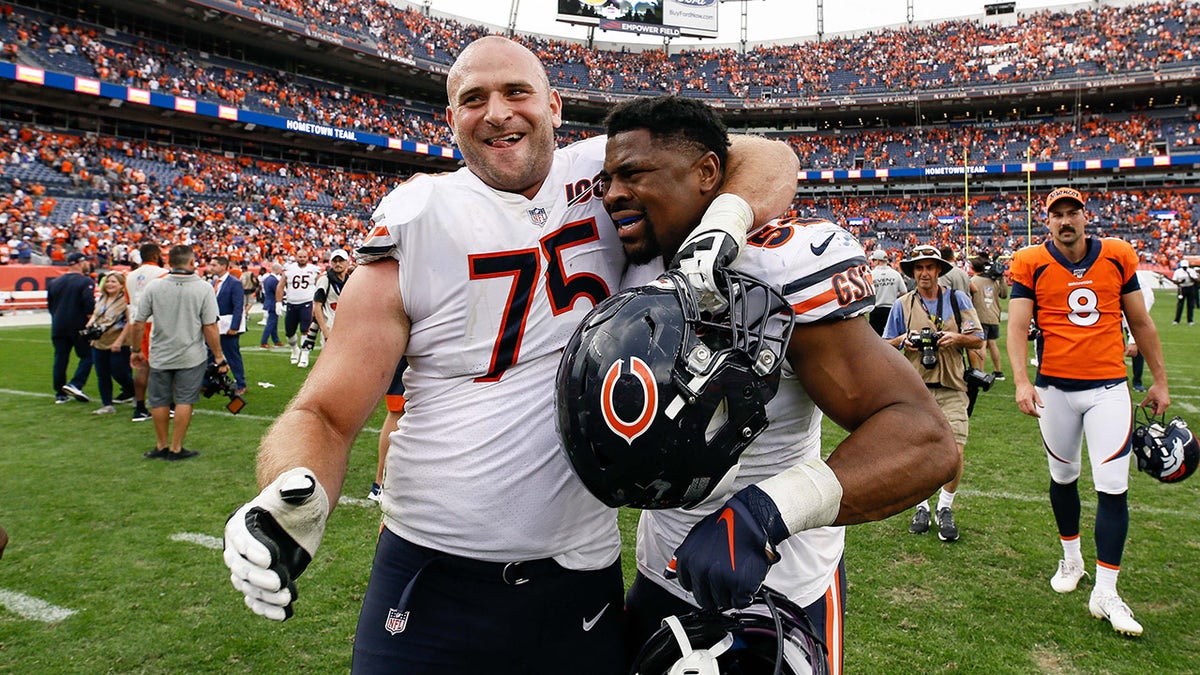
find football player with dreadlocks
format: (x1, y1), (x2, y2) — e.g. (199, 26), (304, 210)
(592, 95), (958, 674)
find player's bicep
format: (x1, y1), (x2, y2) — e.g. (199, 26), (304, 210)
(788, 315), (928, 430)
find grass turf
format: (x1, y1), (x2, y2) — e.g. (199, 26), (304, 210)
(0, 293), (1197, 673)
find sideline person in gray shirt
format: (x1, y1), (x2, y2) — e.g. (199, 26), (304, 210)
(131, 245), (227, 461)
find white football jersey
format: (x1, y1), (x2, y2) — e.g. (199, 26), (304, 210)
(314, 271), (346, 327)
(125, 263), (167, 319)
(281, 263), (320, 304)
(357, 136), (625, 569)
(627, 217), (874, 607)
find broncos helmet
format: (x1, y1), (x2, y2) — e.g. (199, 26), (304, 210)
(1133, 410), (1199, 483)
(556, 268), (794, 510)
(630, 587), (830, 675)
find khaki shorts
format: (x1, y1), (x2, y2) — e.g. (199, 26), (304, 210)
(932, 386), (970, 446)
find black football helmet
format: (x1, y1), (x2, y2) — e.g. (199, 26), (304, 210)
(1133, 410), (1199, 483)
(630, 587), (830, 675)
(556, 268), (794, 510)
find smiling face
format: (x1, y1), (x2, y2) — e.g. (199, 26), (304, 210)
(601, 129), (721, 265)
(102, 275), (123, 297)
(446, 37), (562, 199)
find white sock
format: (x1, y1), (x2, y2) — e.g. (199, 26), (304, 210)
(1094, 563), (1120, 596)
(937, 489), (956, 511)
(1060, 536), (1083, 564)
(915, 501), (929, 512)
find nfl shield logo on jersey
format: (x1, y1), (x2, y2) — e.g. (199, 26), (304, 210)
(385, 608), (409, 635)
(528, 207), (548, 226)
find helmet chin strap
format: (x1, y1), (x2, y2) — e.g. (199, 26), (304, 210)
(663, 615), (733, 675)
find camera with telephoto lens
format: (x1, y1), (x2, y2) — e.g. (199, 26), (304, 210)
(964, 367), (996, 391)
(79, 324), (106, 341)
(200, 362), (246, 414)
(908, 327), (940, 369)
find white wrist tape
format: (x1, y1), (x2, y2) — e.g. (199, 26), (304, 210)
(755, 458), (843, 535)
(690, 192), (752, 249)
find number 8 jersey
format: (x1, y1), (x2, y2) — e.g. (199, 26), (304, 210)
(1009, 237), (1141, 386)
(354, 136), (626, 568)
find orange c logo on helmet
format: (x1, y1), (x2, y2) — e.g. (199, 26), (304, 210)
(600, 357), (658, 444)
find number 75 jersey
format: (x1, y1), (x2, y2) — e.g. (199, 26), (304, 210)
(1009, 237), (1141, 383)
(357, 136), (623, 383)
(351, 137), (624, 563)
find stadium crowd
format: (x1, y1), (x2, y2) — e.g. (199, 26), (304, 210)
(2, 119), (1196, 271)
(3, 2), (1198, 167)
(209, 0), (1199, 101)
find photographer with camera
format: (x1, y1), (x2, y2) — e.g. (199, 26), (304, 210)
(84, 271), (135, 415)
(883, 245), (985, 542)
(130, 245), (228, 461)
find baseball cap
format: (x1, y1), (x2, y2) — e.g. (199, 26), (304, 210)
(900, 245), (952, 277)
(869, 249), (888, 261)
(329, 249), (349, 261)
(66, 252), (87, 264)
(1182, 260), (1191, 268)
(1045, 187), (1085, 212)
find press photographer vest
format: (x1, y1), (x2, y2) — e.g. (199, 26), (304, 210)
(898, 288), (969, 392)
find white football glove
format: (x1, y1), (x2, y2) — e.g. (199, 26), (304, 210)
(670, 193), (752, 313)
(223, 467), (329, 621)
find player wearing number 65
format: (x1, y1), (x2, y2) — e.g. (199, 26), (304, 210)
(221, 35), (798, 674)
(1005, 186), (1170, 638)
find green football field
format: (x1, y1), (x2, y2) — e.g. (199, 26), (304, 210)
(0, 293), (1197, 673)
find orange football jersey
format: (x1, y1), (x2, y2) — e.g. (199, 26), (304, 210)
(1009, 237), (1140, 384)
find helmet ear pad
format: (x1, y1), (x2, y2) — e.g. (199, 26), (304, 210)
(556, 269), (793, 510)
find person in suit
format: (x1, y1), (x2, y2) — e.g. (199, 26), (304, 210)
(259, 263), (283, 348)
(47, 251), (95, 403)
(209, 256), (246, 395)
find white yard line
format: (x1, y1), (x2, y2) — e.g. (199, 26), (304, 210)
(0, 589), (78, 622)
(169, 532), (223, 550)
(962, 489), (1199, 519)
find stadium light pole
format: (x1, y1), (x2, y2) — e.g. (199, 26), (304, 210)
(507, 0), (519, 37)
(719, 0), (764, 55)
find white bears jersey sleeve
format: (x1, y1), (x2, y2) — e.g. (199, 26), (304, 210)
(628, 217), (872, 607)
(355, 135), (627, 569)
(281, 263), (320, 304)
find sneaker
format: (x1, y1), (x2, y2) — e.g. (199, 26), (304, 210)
(131, 408), (152, 422)
(55, 395), (70, 404)
(1051, 558), (1088, 593)
(909, 507), (931, 534)
(61, 383), (90, 402)
(143, 447), (168, 459)
(297, 350), (310, 368)
(290, 344), (300, 364)
(935, 507), (959, 542)
(163, 448), (200, 461)
(1132, 382), (1146, 393)
(114, 392), (135, 404)
(367, 482), (382, 502)
(92, 405), (116, 415)
(992, 371), (1005, 381)
(1089, 592), (1143, 636)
